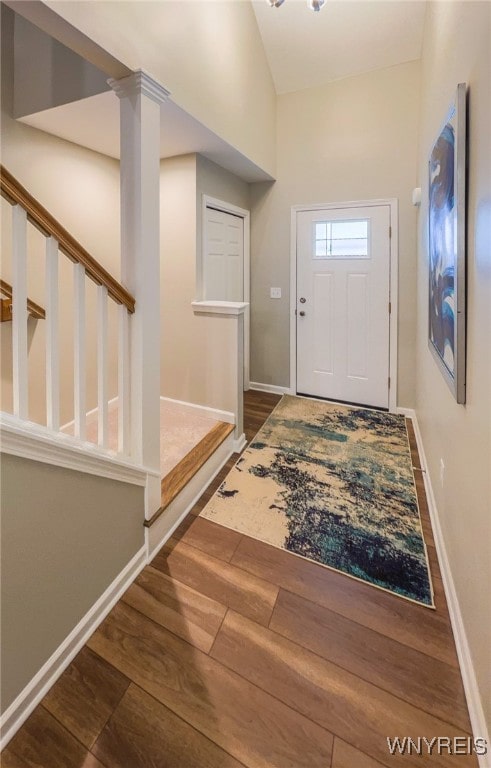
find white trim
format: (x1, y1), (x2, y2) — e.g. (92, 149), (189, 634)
(249, 382), (291, 396)
(202, 196), (250, 220)
(410, 413), (491, 768)
(289, 199), (399, 412)
(201, 195), (251, 389)
(160, 396), (234, 425)
(0, 545), (147, 750)
(388, 201), (399, 413)
(0, 413), (159, 486)
(290, 206), (298, 399)
(59, 395), (118, 433)
(233, 433), (247, 453)
(395, 406), (416, 418)
(147, 431), (235, 559)
(108, 69), (171, 105)
(191, 300), (248, 317)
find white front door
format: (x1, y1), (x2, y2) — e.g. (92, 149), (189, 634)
(296, 205), (391, 409)
(204, 207), (244, 302)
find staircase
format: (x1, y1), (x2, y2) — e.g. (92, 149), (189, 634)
(0, 166), (243, 750)
(1, 165), (135, 455)
(0, 166), (158, 750)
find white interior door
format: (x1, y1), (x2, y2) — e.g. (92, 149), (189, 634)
(204, 208), (244, 302)
(296, 205), (391, 409)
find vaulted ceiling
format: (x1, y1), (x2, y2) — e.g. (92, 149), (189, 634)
(13, 0), (427, 180)
(252, 0), (427, 94)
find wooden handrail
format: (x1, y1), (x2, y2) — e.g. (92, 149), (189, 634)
(0, 166), (135, 313)
(0, 279), (46, 320)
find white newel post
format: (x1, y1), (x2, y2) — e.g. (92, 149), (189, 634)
(109, 70), (170, 519)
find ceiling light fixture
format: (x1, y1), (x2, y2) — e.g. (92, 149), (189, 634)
(267, 0), (325, 10)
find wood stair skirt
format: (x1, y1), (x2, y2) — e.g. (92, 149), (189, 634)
(145, 421), (235, 528)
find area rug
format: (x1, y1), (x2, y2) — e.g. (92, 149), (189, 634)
(200, 395), (434, 607)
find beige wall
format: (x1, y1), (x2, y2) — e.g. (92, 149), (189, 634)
(0, 109), (122, 425)
(42, 0), (276, 177)
(1, 115), (120, 274)
(161, 153), (250, 414)
(415, 1), (491, 728)
(0, 452), (144, 710)
(250, 60), (421, 406)
(1, 112), (250, 425)
(1, 13), (122, 426)
(2, 3), (258, 425)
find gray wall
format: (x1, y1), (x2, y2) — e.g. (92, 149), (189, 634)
(1, 453), (144, 710)
(13, 10), (109, 118)
(196, 154), (250, 222)
(414, 1), (491, 728)
(196, 153), (251, 298)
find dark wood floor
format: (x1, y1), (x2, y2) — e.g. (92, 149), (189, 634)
(2, 391), (476, 768)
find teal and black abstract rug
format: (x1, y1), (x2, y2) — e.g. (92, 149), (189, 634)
(201, 395), (434, 607)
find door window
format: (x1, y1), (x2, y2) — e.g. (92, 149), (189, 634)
(313, 219), (369, 259)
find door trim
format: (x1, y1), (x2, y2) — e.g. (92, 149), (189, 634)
(289, 199), (398, 412)
(200, 195), (250, 390)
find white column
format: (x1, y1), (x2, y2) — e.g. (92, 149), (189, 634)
(109, 70), (170, 518)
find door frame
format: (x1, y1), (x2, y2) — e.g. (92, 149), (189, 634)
(289, 198), (399, 412)
(200, 195), (250, 390)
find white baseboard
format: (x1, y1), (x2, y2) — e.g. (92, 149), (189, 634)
(0, 545), (147, 750)
(160, 396), (234, 425)
(395, 406), (416, 418)
(147, 431), (235, 560)
(410, 412), (490, 768)
(249, 382), (290, 395)
(233, 433), (247, 453)
(60, 396), (119, 433)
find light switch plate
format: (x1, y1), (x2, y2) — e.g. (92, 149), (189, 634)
(270, 287), (282, 299)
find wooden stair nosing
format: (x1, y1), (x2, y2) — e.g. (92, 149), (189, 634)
(144, 421), (235, 528)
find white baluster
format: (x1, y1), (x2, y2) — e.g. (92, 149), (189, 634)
(73, 263), (86, 441)
(45, 236), (59, 431)
(12, 205), (28, 420)
(118, 304), (130, 455)
(97, 285), (109, 448)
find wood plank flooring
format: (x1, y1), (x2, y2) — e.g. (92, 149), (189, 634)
(2, 390), (477, 768)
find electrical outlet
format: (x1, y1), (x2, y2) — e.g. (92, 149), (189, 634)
(270, 287), (282, 299)
(440, 458), (445, 487)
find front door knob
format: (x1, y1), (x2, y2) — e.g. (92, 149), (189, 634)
(299, 311), (306, 317)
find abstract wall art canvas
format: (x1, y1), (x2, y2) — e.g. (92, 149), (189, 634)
(428, 82), (467, 403)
